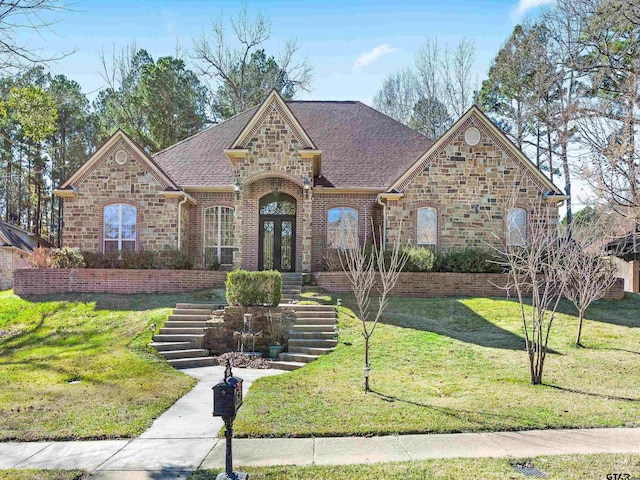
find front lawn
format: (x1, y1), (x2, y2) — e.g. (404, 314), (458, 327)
(234, 289), (640, 437)
(192, 453), (640, 480)
(0, 289), (224, 441)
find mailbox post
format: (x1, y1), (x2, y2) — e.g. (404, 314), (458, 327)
(213, 360), (247, 480)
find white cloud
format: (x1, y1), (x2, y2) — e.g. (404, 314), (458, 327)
(353, 44), (397, 70)
(513, 0), (554, 16)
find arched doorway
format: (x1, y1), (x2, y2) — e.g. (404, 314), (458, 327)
(258, 193), (296, 272)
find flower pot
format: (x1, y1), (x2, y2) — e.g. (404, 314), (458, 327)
(268, 345), (284, 359)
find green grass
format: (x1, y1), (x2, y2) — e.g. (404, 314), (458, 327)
(233, 288), (640, 437)
(0, 471), (87, 480)
(191, 453), (640, 480)
(0, 288), (225, 441)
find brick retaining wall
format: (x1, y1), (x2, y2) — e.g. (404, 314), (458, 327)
(13, 269), (228, 295)
(13, 268), (625, 299)
(312, 272), (626, 300)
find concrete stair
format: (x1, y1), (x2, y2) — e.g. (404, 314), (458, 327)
(270, 304), (338, 371)
(281, 273), (302, 303)
(150, 303), (220, 369)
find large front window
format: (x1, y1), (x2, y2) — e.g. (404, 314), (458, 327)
(327, 207), (358, 248)
(104, 203), (136, 253)
(204, 206), (236, 266)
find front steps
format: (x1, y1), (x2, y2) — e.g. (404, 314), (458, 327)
(270, 304), (338, 371)
(150, 303), (220, 369)
(281, 273), (302, 303)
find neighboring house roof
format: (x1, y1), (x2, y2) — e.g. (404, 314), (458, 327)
(0, 221), (51, 252)
(153, 100), (433, 189)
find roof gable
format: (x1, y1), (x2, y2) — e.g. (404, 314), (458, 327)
(389, 105), (563, 195)
(230, 90), (316, 150)
(59, 130), (179, 191)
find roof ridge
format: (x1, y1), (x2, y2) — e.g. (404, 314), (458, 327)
(286, 100), (358, 104)
(152, 105), (258, 158)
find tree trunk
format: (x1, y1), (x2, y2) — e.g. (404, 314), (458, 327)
(575, 309), (585, 346)
(364, 335), (370, 392)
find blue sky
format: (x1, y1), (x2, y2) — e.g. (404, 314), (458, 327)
(39, 0), (552, 104)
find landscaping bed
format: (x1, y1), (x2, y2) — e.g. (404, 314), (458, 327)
(0, 289), (224, 441)
(233, 289), (640, 437)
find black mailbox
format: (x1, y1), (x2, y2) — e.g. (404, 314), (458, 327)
(213, 374), (243, 417)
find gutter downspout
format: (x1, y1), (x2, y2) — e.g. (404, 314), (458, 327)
(377, 195), (387, 250)
(177, 194), (188, 251)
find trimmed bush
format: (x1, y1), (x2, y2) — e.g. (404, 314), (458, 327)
(81, 249), (194, 270)
(436, 247), (504, 273)
(403, 246), (436, 272)
(226, 270), (282, 306)
(50, 247), (85, 268)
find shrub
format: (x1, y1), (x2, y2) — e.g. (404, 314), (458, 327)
(436, 247), (504, 273)
(226, 270), (282, 306)
(81, 249), (195, 270)
(156, 249), (194, 270)
(403, 246), (436, 272)
(28, 247), (52, 268)
(50, 247), (85, 268)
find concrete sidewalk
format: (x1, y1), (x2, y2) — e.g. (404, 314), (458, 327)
(1, 365), (639, 479)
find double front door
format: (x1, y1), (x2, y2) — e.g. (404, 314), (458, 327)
(258, 193), (296, 272)
(259, 216), (295, 272)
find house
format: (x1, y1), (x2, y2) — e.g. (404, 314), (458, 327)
(53, 90), (566, 273)
(0, 221), (51, 290)
(605, 224), (640, 293)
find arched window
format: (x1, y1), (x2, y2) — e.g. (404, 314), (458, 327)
(507, 208), (527, 246)
(417, 207), (437, 247)
(104, 203), (136, 253)
(204, 206), (236, 265)
(327, 207), (358, 248)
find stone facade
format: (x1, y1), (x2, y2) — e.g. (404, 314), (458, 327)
(230, 101), (315, 272)
(385, 114), (558, 251)
(58, 100), (564, 274)
(62, 138), (181, 252)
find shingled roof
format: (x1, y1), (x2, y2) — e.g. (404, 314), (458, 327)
(153, 101), (433, 189)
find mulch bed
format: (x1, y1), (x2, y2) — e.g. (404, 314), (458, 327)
(212, 351), (271, 369)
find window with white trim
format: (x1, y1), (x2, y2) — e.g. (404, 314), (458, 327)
(204, 206), (236, 265)
(327, 207), (358, 248)
(104, 203), (136, 253)
(507, 208), (527, 246)
(417, 207), (437, 247)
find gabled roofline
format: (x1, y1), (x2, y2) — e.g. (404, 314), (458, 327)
(229, 89), (317, 150)
(388, 105), (564, 195)
(58, 129), (180, 191)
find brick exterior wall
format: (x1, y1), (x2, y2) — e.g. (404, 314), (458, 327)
(313, 272), (625, 300)
(385, 114), (559, 251)
(311, 192), (382, 272)
(231, 100), (315, 272)
(0, 249), (30, 290)
(631, 260), (640, 294)
(62, 138), (179, 252)
(187, 191), (235, 267)
(13, 269), (227, 295)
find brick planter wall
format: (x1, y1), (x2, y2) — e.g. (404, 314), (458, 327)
(13, 269), (228, 295)
(312, 272), (625, 300)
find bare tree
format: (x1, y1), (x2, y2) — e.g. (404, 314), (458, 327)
(491, 193), (570, 385)
(372, 68), (418, 126)
(564, 216), (620, 346)
(192, 3), (313, 119)
(0, 0), (74, 72)
(441, 38), (476, 118)
(332, 222), (408, 392)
